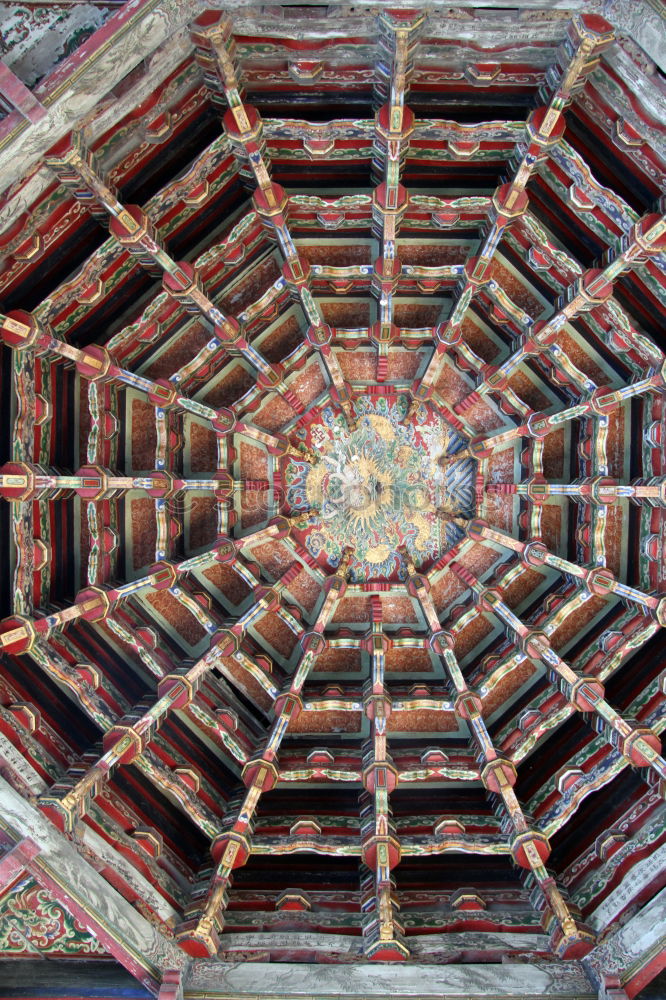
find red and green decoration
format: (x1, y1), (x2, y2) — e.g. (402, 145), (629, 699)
(287, 395), (476, 580)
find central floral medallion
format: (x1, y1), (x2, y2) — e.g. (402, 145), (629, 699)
(286, 396), (476, 581)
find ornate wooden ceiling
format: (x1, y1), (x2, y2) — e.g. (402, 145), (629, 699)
(0, 3), (664, 999)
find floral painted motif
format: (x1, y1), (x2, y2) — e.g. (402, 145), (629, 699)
(286, 396), (475, 581)
(0, 877), (107, 955)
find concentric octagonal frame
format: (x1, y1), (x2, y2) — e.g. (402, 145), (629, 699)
(0, 2), (664, 999)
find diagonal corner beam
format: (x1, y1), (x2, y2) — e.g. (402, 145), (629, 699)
(463, 516), (666, 625)
(44, 134), (302, 414)
(403, 551), (595, 959)
(404, 13), (616, 421)
(454, 211), (666, 414)
(0, 774), (185, 995)
(191, 12), (357, 428)
(448, 560), (666, 788)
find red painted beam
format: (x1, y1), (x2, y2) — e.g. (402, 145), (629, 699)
(0, 837), (40, 892)
(625, 952), (666, 999)
(0, 63), (46, 124)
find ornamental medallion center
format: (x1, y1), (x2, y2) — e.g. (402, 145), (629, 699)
(286, 397), (476, 581)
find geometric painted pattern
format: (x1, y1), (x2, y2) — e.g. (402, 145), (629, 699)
(0, 2), (664, 995)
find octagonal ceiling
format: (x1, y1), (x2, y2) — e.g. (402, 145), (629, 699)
(0, 2), (664, 997)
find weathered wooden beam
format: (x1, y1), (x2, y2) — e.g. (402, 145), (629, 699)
(0, 775), (185, 995)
